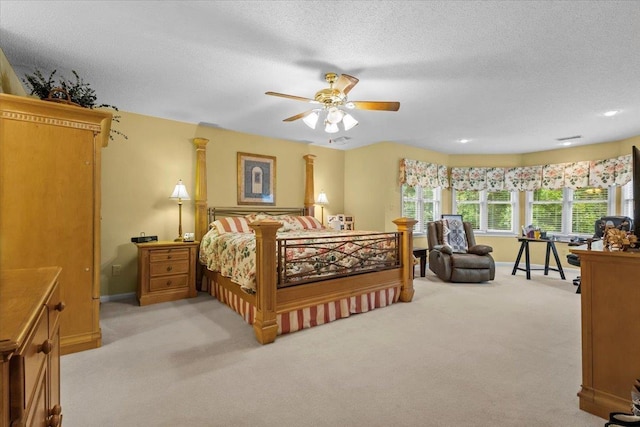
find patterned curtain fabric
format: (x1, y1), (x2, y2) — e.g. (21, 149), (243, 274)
(485, 167), (505, 192)
(450, 167), (471, 190)
(438, 164), (450, 188)
(399, 159), (446, 188)
(589, 158), (617, 188)
(614, 154), (632, 186)
(468, 167), (487, 190)
(504, 166), (542, 191)
(542, 164), (565, 189)
(564, 161), (590, 189)
(400, 154), (629, 192)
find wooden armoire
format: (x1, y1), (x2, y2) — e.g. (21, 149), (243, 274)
(0, 93), (111, 355)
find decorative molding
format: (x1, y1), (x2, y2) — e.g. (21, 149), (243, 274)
(1, 110), (102, 132)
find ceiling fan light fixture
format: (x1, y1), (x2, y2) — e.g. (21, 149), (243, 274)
(345, 101), (355, 109)
(325, 122), (340, 133)
(302, 111), (320, 129)
(342, 113), (358, 131)
(326, 107), (344, 124)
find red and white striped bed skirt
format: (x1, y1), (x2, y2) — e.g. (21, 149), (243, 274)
(209, 279), (401, 335)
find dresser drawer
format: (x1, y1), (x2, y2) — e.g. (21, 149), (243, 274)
(149, 260), (189, 276)
(149, 274), (188, 291)
(150, 248), (189, 263)
(13, 307), (48, 414)
(47, 280), (64, 336)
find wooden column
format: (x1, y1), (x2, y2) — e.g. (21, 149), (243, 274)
(193, 137), (209, 243)
(393, 217), (418, 302)
(250, 220), (281, 344)
(303, 154), (316, 216)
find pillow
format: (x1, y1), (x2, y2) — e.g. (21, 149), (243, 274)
(245, 213), (289, 232)
(213, 217), (252, 234)
(287, 215), (324, 230)
(442, 215), (468, 253)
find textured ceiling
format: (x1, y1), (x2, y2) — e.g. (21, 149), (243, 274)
(2, 1), (640, 154)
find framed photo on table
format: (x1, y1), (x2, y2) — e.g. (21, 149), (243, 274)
(237, 152), (276, 205)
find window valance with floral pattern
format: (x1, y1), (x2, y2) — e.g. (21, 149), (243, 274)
(399, 159), (449, 188)
(400, 154), (631, 191)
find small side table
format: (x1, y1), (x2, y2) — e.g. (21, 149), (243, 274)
(136, 241), (199, 306)
(412, 247), (428, 278)
(511, 237), (566, 280)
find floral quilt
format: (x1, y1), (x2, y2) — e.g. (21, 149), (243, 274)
(199, 227), (398, 294)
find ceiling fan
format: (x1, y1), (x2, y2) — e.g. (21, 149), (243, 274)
(265, 72), (400, 134)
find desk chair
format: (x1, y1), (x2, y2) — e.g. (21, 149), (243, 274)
(566, 216), (634, 294)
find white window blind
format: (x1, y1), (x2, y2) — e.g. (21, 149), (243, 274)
(401, 185), (440, 234)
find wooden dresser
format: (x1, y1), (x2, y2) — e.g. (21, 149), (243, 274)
(1, 267), (65, 427)
(136, 241), (199, 305)
(0, 94), (111, 355)
(570, 247), (640, 419)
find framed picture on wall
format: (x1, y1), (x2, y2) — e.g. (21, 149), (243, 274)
(237, 152), (276, 205)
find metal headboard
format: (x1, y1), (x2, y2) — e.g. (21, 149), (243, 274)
(207, 207), (306, 226)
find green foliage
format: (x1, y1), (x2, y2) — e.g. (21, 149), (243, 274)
(22, 69), (127, 141)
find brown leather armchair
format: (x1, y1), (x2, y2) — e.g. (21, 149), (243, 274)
(427, 220), (495, 282)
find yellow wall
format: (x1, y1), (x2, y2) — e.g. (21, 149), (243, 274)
(2, 53), (638, 294)
(0, 48), (26, 96)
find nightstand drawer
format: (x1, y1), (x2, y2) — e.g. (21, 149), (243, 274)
(149, 260), (189, 276)
(136, 241), (199, 306)
(149, 274), (188, 291)
(150, 248), (189, 262)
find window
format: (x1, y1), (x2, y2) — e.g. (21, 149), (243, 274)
(452, 189), (518, 233)
(622, 180), (634, 218)
(527, 187), (612, 235)
(401, 185), (441, 234)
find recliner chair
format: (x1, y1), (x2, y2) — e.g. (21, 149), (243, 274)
(566, 216), (634, 293)
(427, 220), (495, 282)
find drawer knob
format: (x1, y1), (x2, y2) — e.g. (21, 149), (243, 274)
(48, 406), (62, 427)
(38, 339), (53, 355)
(167, 255), (172, 259)
(48, 414), (62, 427)
(167, 266), (173, 272)
(55, 301), (66, 312)
(166, 280), (172, 286)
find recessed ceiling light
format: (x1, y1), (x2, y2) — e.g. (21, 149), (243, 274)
(458, 139), (470, 144)
(561, 141), (572, 146)
(603, 110), (619, 117)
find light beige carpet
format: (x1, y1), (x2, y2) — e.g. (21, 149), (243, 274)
(61, 266), (606, 426)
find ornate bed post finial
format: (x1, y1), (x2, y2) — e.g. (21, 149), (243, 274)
(303, 154), (316, 216)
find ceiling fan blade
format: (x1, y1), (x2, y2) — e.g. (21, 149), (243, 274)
(283, 110), (315, 122)
(349, 101), (400, 111)
(265, 91), (319, 103)
(335, 74), (359, 95)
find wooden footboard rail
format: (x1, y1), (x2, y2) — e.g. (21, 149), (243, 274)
(250, 217), (417, 344)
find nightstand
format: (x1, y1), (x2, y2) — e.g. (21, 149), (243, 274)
(135, 241), (199, 306)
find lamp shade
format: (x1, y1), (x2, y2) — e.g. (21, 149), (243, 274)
(316, 191), (329, 205)
(342, 113), (358, 131)
(303, 111), (320, 129)
(169, 179), (190, 200)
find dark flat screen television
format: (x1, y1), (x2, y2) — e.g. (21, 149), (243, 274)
(633, 145), (640, 237)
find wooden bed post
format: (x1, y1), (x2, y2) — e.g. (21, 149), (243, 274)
(303, 154), (316, 217)
(393, 217), (418, 302)
(193, 137), (209, 243)
(250, 220), (281, 344)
